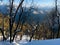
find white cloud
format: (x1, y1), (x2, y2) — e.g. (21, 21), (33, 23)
(38, 3), (55, 7)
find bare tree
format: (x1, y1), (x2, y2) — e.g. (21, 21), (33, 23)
(8, 0), (24, 42)
(55, 0), (60, 38)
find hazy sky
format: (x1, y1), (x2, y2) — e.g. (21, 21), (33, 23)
(0, 0), (60, 7)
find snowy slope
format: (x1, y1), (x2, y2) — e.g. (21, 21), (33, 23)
(0, 39), (60, 45)
(24, 39), (60, 45)
(0, 35), (60, 45)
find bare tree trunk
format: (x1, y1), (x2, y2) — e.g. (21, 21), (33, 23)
(0, 28), (6, 41)
(12, 6), (23, 41)
(20, 34), (22, 40)
(9, 0), (24, 42)
(12, 0), (24, 23)
(9, 0), (14, 43)
(29, 32), (34, 42)
(57, 12), (59, 38)
(2, 16), (6, 41)
(55, 0), (60, 38)
(29, 28), (37, 42)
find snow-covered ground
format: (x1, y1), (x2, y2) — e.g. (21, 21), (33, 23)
(0, 35), (60, 45)
(0, 39), (60, 45)
(24, 39), (60, 45)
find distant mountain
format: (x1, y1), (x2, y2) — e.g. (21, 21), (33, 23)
(0, 5), (9, 15)
(0, 5), (53, 24)
(18, 7), (48, 24)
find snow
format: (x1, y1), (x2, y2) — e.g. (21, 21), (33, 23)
(0, 35), (60, 45)
(0, 39), (60, 45)
(0, 38), (28, 45)
(24, 39), (60, 45)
